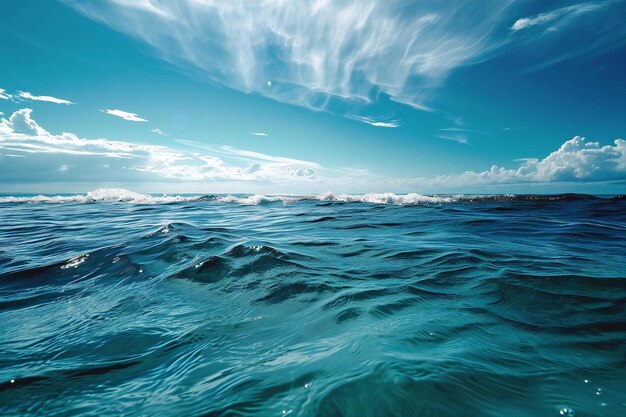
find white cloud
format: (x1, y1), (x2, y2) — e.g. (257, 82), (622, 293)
(436, 134), (468, 144)
(0, 108), (168, 158)
(511, 2), (609, 31)
(64, 0), (516, 112)
(18, 91), (74, 105)
(101, 109), (148, 122)
(0, 89), (11, 100)
(0, 108), (319, 184)
(151, 128), (168, 136)
(216, 145), (320, 168)
(1, 109), (623, 191)
(310, 136), (626, 192)
(2, 108), (49, 136)
(420, 136), (626, 187)
(250, 132), (268, 136)
(348, 115), (401, 128)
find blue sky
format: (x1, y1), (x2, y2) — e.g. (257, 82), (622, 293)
(0, 0), (625, 194)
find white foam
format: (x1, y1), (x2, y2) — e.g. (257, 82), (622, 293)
(0, 189), (459, 205)
(316, 192), (458, 205)
(0, 188), (198, 204)
(215, 194), (302, 205)
(184, 192), (457, 205)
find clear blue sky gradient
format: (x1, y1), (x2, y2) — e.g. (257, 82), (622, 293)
(0, 0), (625, 194)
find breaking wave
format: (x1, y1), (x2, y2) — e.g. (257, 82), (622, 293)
(0, 188), (620, 205)
(0, 188), (193, 204)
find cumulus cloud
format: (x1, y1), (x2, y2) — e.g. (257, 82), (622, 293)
(101, 109), (148, 122)
(1, 108), (49, 136)
(0, 108), (319, 184)
(64, 0), (516, 112)
(0, 89), (11, 100)
(18, 91), (74, 105)
(151, 128), (168, 136)
(1, 110), (623, 191)
(417, 136), (626, 188)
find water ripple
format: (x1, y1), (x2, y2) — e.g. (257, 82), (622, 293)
(0, 195), (625, 416)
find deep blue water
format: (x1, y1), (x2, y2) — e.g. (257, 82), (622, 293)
(1, 190), (625, 417)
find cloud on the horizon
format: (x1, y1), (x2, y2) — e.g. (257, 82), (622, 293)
(0, 108), (318, 184)
(101, 109), (148, 122)
(420, 136), (626, 187)
(250, 132), (268, 137)
(1, 109), (624, 190)
(318, 136), (626, 191)
(18, 91), (74, 105)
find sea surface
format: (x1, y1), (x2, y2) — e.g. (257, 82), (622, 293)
(1, 189), (625, 417)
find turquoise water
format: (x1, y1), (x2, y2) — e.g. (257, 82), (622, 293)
(1, 191), (625, 416)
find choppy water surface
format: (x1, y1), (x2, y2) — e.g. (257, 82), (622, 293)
(1, 190), (625, 417)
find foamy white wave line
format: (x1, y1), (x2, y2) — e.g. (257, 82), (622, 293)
(316, 192), (458, 205)
(214, 195), (305, 205)
(0, 188), (459, 205)
(215, 192), (459, 205)
(0, 188), (198, 204)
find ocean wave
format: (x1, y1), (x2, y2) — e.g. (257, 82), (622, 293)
(0, 188), (618, 205)
(0, 188), (197, 204)
(2, 196), (625, 417)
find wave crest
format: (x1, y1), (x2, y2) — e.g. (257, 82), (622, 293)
(0, 189), (616, 205)
(0, 188), (199, 204)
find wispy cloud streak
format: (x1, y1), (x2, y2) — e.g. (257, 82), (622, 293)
(64, 0), (516, 112)
(511, 2), (609, 31)
(18, 91), (74, 105)
(348, 115), (401, 128)
(101, 109), (148, 122)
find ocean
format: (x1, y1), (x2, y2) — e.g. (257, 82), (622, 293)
(1, 189), (625, 416)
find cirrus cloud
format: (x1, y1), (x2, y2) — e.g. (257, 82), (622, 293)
(511, 2), (609, 31)
(347, 115), (401, 128)
(63, 0), (516, 113)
